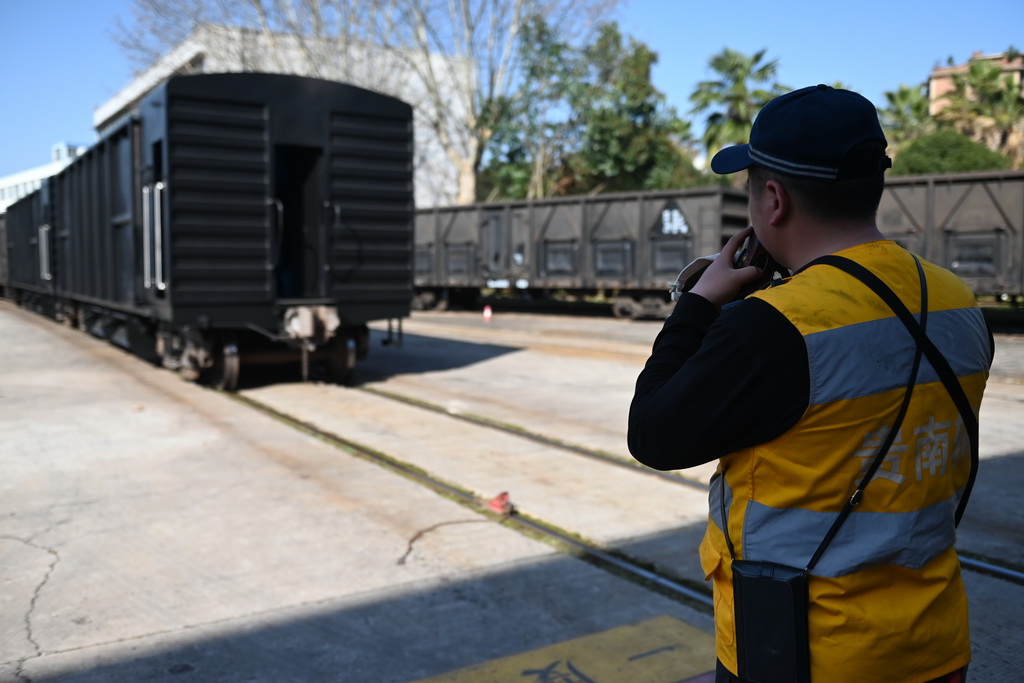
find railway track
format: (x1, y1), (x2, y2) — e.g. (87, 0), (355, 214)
(232, 391), (718, 610)
(359, 385), (710, 493)
(232, 382), (1024, 609)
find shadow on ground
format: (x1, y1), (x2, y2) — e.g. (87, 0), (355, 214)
(235, 331), (522, 390)
(22, 527), (715, 683)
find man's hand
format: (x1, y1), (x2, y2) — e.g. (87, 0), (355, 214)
(689, 226), (765, 308)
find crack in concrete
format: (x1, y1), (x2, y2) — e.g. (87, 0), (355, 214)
(397, 519), (491, 566)
(2, 535), (61, 683)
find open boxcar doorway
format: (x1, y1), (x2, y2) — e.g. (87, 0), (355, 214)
(274, 145), (325, 299)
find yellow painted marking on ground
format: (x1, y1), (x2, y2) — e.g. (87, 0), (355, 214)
(412, 614), (715, 683)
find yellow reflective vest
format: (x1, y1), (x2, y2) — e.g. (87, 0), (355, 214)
(700, 241), (991, 682)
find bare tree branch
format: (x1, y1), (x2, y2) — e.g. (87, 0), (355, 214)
(116, 0), (619, 205)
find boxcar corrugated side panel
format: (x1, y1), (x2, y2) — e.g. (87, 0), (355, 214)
(6, 186), (54, 294)
(0, 212), (8, 293)
(50, 119), (139, 313)
(164, 94), (272, 318)
(326, 107), (414, 323)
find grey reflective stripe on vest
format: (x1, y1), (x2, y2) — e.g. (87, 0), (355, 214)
(806, 307), (990, 406)
(709, 471), (959, 577)
(708, 472), (732, 534)
(742, 497), (958, 577)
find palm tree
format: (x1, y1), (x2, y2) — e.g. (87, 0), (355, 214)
(937, 58), (1024, 167)
(880, 83), (935, 154)
(688, 48), (787, 166)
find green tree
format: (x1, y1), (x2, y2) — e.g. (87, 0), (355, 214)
(562, 23), (695, 194)
(475, 102), (534, 201)
(688, 48), (787, 164)
(880, 83), (935, 153)
(480, 21), (696, 200)
(890, 130), (1011, 175)
(478, 15), (581, 201)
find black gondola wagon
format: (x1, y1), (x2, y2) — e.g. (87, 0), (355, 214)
(413, 170), (1024, 318)
(414, 187), (750, 319)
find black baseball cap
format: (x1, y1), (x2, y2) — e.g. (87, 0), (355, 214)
(710, 84), (890, 181)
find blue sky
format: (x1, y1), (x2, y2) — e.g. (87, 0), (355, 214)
(1, 0), (1022, 177)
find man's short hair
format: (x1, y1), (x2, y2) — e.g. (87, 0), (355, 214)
(747, 139), (888, 222)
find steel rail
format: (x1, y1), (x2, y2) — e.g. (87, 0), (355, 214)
(359, 385), (710, 492)
(959, 554), (1024, 586)
(508, 514), (714, 608)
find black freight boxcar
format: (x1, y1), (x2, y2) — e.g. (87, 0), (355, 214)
(415, 186), (750, 319)
(5, 73), (414, 389)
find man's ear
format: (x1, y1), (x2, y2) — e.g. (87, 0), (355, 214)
(764, 179), (790, 227)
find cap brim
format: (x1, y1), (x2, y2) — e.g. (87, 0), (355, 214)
(710, 144), (752, 174)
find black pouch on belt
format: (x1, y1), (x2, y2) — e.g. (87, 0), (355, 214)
(732, 559), (810, 683)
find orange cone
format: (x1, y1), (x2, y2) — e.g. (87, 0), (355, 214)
(483, 305), (493, 322)
(487, 492), (514, 515)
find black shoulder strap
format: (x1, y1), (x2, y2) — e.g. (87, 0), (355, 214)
(817, 254), (980, 527)
(804, 257), (925, 573)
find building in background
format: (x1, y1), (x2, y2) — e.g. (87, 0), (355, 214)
(0, 143), (85, 214)
(928, 50), (1024, 116)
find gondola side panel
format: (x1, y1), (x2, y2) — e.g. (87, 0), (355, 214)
(533, 199), (585, 290)
(882, 171), (1024, 298)
(635, 188), (750, 291)
(434, 206), (483, 290)
(637, 193), (698, 292)
(878, 180), (929, 254)
(586, 195), (642, 291)
(932, 173), (1024, 297)
(414, 211), (439, 289)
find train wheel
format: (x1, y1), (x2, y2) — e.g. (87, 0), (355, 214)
(412, 291), (436, 311)
(640, 296), (673, 320)
(611, 296), (640, 320)
(327, 334), (357, 385)
(202, 334), (241, 392)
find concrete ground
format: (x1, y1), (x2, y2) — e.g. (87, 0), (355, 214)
(0, 301), (715, 683)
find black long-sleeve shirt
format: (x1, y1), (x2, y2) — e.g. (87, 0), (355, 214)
(628, 292), (810, 470)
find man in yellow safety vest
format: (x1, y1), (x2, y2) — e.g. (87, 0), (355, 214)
(629, 84), (992, 683)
